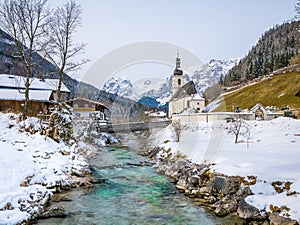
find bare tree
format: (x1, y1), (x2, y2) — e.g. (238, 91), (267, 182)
(0, 0), (50, 115)
(228, 118), (250, 144)
(172, 119), (181, 142)
(46, 0), (88, 102)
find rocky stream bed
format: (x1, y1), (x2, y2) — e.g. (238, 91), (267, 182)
(140, 146), (299, 225)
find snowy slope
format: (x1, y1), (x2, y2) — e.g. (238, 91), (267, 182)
(0, 113), (89, 224)
(151, 117), (300, 222)
(102, 59), (239, 104)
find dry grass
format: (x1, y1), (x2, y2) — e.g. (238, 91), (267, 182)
(214, 72), (300, 112)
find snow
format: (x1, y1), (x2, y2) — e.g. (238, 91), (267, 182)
(151, 117), (300, 222)
(0, 74), (70, 93)
(192, 93), (205, 101)
(0, 89), (53, 101)
(0, 112), (89, 224)
(0, 209), (30, 225)
(102, 59), (239, 103)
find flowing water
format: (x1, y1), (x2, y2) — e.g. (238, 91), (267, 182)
(36, 146), (235, 225)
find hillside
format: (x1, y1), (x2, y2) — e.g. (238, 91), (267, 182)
(225, 21), (300, 85)
(214, 72), (300, 112)
(0, 28), (150, 122)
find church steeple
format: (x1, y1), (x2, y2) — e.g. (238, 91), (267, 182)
(176, 51), (181, 69)
(172, 51), (184, 95)
(174, 51), (183, 76)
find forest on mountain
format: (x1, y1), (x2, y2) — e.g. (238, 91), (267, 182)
(0, 27), (148, 122)
(224, 21), (300, 85)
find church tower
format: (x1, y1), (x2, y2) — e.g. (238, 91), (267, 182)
(172, 51), (184, 95)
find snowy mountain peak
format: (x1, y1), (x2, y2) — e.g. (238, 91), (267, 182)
(102, 59), (239, 105)
(102, 76), (134, 98)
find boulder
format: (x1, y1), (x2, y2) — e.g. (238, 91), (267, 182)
(269, 212), (299, 225)
(215, 205), (230, 217)
(176, 177), (188, 190)
(189, 175), (200, 185)
(237, 199), (261, 220)
(236, 186), (254, 199)
(221, 177), (240, 195)
(213, 198), (238, 217)
(39, 205), (68, 218)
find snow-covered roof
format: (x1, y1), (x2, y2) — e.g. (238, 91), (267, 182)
(250, 103), (267, 112)
(191, 93), (205, 101)
(149, 111), (167, 117)
(0, 74), (70, 93)
(0, 89), (53, 102)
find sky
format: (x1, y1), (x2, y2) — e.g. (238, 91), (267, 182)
(52, 0), (296, 84)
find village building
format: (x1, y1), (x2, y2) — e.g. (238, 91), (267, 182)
(167, 55), (285, 123)
(0, 74), (70, 115)
(250, 103), (283, 120)
(148, 111), (167, 118)
(65, 97), (110, 122)
(168, 53), (205, 118)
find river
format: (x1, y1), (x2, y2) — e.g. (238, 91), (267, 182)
(36, 143), (237, 225)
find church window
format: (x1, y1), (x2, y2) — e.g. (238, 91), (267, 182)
(178, 78), (181, 86)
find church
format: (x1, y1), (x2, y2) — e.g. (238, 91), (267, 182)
(168, 53), (206, 118)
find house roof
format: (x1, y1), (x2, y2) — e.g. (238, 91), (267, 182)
(191, 93), (205, 101)
(0, 74), (70, 93)
(65, 97), (109, 110)
(170, 81), (198, 100)
(250, 103), (267, 112)
(0, 88), (53, 102)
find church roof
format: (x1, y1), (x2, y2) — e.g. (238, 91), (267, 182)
(170, 81), (198, 100)
(191, 93), (205, 101)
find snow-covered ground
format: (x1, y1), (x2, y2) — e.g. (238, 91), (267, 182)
(151, 117), (300, 222)
(0, 113), (90, 224)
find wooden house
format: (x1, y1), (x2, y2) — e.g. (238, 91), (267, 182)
(0, 74), (70, 102)
(65, 98), (110, 121)
(0, 74), (70, 116)
(0, 88), (55, 115)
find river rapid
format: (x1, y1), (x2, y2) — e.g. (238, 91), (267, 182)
(36, 133), (237, 225)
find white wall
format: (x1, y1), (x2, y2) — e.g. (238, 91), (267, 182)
(172, 113), (255, 123)
(189, 100), (205, 112)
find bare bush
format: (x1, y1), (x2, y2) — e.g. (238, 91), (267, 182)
(228, 118), (250, 144)
(172, 120), (181, 142)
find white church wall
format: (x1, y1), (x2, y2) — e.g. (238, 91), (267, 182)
(189, 100), (205, 112)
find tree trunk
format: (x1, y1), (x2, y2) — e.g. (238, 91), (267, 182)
(24, 75), (30, 115)
(235, 134), (239, 143)
(57, 71), (63, 102)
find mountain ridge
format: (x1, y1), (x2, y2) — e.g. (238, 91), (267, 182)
(225, 21), (300, 85)
(102, 58), (239, 105)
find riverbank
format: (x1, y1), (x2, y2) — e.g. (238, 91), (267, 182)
(145, 117), (300, 224)
(0, 113), (116, 224)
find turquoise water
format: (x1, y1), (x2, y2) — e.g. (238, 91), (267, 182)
(36, 147), (227, 225)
